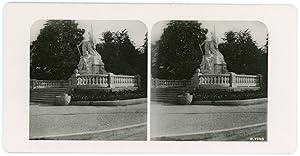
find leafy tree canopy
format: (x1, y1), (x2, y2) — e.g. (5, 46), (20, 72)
(30, 20), (84, 80)
(219, 29), (267, 75)
(153, 21), (208, 79)
(96, 30), (148, 89)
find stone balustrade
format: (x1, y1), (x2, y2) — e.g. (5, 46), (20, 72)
(197, 74), (231, 87)
(72, 73), (140, 89)
(31, 73), (141, 90)
(234, 74), (261, 88)
(152, 78), (191, 88)
(111, 74), (140, 88)
(152, 72), (263, 89)
(30, 79), (69, 89)
(76, 74), (109, 88)
(192, 72), (262, 89)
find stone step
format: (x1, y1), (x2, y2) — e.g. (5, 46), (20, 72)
(31, 96), (56, 100)
(151, 99), (177, 102)
(150, 88), (187, 103)
(151, 92), (181, 94)
(151, 90), (183, 93)
(30, 88), (68, 104)
(151, 96), (177, 99)
(151, 99), (177, 103)
(31, 90), (67, 93)
(30, 93), (66, 96)
(31, 99), (55, 103)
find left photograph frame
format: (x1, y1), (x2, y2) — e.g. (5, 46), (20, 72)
(29, 20), (148, 141)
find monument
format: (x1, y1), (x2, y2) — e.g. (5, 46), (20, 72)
(77, 28), (106, 74)
(67, 26), (141, 90)
(190, 28), (262, 90)
(199, 31), (228, 74)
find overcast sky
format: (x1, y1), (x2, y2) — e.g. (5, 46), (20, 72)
(31, 20), (147, 47)
(151, 21), (268, 47)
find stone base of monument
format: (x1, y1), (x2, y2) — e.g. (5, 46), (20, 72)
(92, 65), (107, 74)
(214, 64), (228, 74)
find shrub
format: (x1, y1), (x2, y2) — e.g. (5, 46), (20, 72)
(68, 88), (146, 101)
(190, 88), (267, 101)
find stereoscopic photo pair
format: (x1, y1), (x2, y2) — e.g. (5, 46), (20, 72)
(29, 20), (268, 141)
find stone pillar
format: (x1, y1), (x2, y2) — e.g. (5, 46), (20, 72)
(191, 68), (201, 88)
(229, 72), (237, 88)
(68, 69), (80, 88)
(258, 74), (263, 88)
(108, 73), (115, 88)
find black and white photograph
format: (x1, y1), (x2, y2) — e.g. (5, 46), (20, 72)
(3, 3), (297, 153)
(29, 20), (148, 140)
(151, 21), (268, 141)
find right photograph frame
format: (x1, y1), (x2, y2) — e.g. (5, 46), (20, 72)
(150, 20), (268, 141)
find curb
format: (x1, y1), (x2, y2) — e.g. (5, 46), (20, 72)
(70, 98), (147, 106)
(30, 122), (147, 140)
(151, 122), (267, 141)
(191, 98), (267, 106)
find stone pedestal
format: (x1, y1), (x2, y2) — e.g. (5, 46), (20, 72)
(214, 64), (228, 74)
(92, 64), (107, 74)
(191, 68), (202, 87)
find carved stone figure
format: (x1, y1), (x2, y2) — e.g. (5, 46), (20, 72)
(200, 32), (227, 74)
(77, 31), (107, 74)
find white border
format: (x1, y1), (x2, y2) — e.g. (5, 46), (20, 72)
(3, 3), (297, 153)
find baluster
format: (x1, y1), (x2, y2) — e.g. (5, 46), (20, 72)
(85, 77), (88, 85)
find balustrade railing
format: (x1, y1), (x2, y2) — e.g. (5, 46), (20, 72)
(152, 78), (191, 88)
(31, 73), (141, 89)
(152, 72), (262, 89)
(111, 75), (139, 88)
(73, 73), (140, 89)
(76, 74), (109, 88)
(30, 79), (68, 89)
(198, 74), (231, 87)
(235, 74), (260, 87)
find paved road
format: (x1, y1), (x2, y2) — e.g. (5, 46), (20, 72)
(150, 102), (267, 139)
(30, 103), (147, 140)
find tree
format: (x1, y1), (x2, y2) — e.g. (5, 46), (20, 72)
(219, 29), (264, 75)
(30, 20), (84, 80)
(153, 21), (208, 79)
(218, 30), (268, 89)
(96, 30), (148, 89)
(96, 29), (140, 75)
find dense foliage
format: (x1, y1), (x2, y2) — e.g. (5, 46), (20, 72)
(218, 30), (268, 89)
(69, 88), (146, 101)
(96, 30), (148, 89)
(219, 30), (267, 75)
(30, 20), (84, 80)
(152, 21), (208, 79)
(190, 89), (267, 101)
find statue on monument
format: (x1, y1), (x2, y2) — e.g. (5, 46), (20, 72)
(199, 28), (227, 74)
(77, 27), (107, 74)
